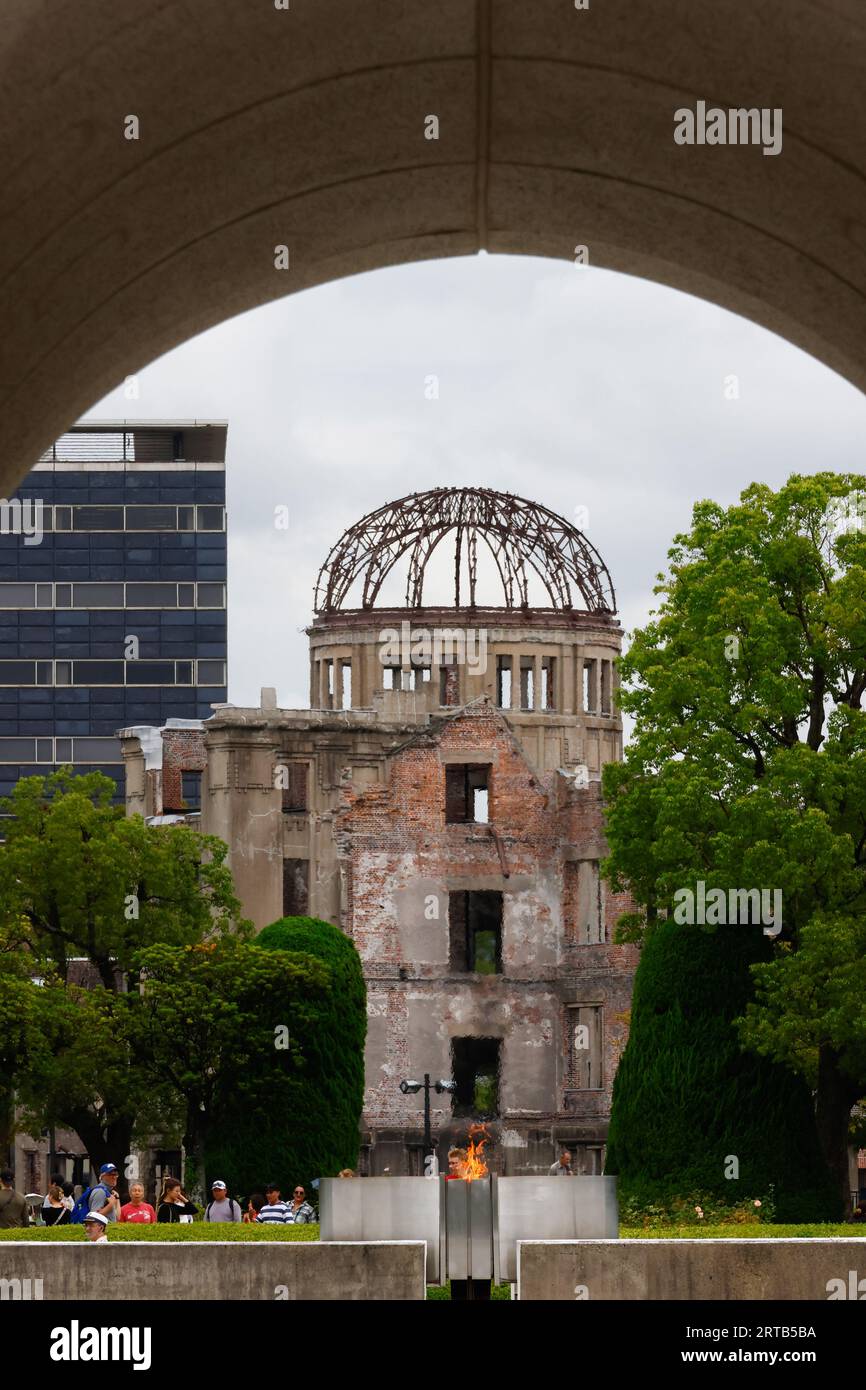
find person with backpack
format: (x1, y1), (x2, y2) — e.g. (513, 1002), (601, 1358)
(70, 1164), (120, 1225)
(89, 1163), (121, 1222)
(203, 1180), (241, 1223)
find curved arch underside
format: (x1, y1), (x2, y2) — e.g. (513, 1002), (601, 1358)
(0, 0), (864, 492)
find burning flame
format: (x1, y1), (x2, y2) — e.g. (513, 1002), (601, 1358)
(462, 1123), (490, 1181)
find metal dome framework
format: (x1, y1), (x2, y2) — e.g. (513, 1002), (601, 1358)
(314, 487), (616, 615)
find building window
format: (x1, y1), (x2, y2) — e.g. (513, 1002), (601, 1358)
(439, 663), (460, 706)
(282, 859), (309, 917)
(583, 659), (597, 714)
(340, 661), (352, 709)
(519, 657), (534, 710)
(496, 655), (512, 709)
(196, 505), (225, 531)
(568, 1004), (603, 1090)
(196, 659), (226, 686)
(279, 762), (308, 813)
(448, 891), (503, 973)
(541, 656), (556, 710)
(180, 771), (202, 811)
(568, 860), (604, 944)
(445, 763), (490, 824)
(601, 659), (612, 715)
(452, 1038), (501, 1117)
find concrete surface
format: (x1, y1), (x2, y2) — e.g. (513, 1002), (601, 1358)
(516, 1238), (866, 1300)
(0, 1240), (427, 1301)
(0, 0), (864, 487)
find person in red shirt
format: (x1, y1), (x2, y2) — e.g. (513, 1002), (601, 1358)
(119, 1181), (157, 1224)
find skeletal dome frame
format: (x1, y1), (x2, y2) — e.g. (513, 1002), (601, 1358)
(313, 487), (616, 615)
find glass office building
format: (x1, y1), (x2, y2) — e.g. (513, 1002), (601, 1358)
(0, 421), (227, 802)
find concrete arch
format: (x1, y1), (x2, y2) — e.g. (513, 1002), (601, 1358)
(0, 0), (864, 492)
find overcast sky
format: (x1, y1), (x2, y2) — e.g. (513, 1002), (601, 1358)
(88, 254), (866, 712)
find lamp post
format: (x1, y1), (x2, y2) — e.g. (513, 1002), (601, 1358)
(400, 1074), (456, 1172)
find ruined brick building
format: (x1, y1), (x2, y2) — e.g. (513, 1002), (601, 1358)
(123, 487), (638, 1176)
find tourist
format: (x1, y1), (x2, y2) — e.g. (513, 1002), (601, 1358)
(156, 1178), (198, 1223)
(286, 1185), (316, 1224)
(244, 1193), (266, 1224)
(0, 1169), (29, 1227)
(120, 1182), (157, 1224)
(256, 1183), (291, 1223)
(88, 1162), (122, 1221)
(445, 1148), (467, 1180)
(548, 1150), (574, 1176)
(83, 1211), (110, 1243)
(204, 1180), (242, 1222)
(42, 1171), (66, 1221)
(43, 1184), (71, 1226)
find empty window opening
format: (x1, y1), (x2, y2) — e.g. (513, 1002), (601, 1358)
(340, 661), (352, 710)
(496, 655), (513, 709)
(180, 771), (201, 811)
(568, 1004), (603, 1090)
(439, 663), (460, 706)
(282, 858), (309, 917)
(576, 860), (604, 944)
(280, 762), (308, 814)
(451, 1037), (501, 1117)
(408, 663), (431, 690)
(541, 656), (556, 710)
(583, 659), (597, 714)
(321, 659), (334, 709)
(445, 763), (490, 824)
(449, 890), (503, 973)
(600, 659), (612, 716)
(519, 657), (534, 711)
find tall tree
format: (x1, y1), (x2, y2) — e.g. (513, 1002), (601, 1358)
(205, 917), (367, 1194)
(603, 474), (866, 1207)
(0, 770), (249, 1173)
(132, 939), (330, 1200)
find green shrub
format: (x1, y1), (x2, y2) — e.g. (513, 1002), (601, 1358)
(0, 1222), (319, 1241)
(605, 920), (840, 1222)
(205, 916), (366, 1195)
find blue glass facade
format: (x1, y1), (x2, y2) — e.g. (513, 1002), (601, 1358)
(0, 424), (227, 800)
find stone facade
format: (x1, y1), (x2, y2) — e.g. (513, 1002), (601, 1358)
(122, 600), (638, 1176)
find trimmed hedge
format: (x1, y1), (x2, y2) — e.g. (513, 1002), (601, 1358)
(205, 916), (366, 1195)
(0, 1223), (319, 1241)
(605, 921), (840, 1223)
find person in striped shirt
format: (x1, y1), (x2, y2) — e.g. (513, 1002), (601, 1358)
(256, 1183), (291, 1224)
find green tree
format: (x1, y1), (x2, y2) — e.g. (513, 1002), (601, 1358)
(133, 939), (330, 1200)
(604, 919), (839, 1220)
(0, 771), (246, 986)
(0, 770), (249, 1173)
(205, 916), (367, 1194)
(603, 474), (866, 1207)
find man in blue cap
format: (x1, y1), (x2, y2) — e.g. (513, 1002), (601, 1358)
(88, 1163), (121, 1223)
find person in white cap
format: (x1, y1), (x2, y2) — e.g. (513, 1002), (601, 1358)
(204, 1180), (241, 1223)
(83, 1211), (110, 1243)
